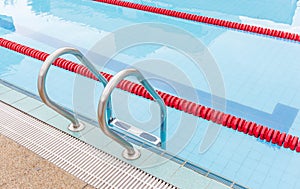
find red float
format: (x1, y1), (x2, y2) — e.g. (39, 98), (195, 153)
(248, 122), (256, 136)
(1, 37), (300, 153)
(92, 0), (300, 42)
(227, 116), (235, 128)
(260, 126), (268, 140)
(222, 114), (230, 126)
(277, 133), (286, 146)
(254, 125), (262, 138)
(232, 117), (240, 130)
(237, 119), (245, 132)
(296, 141), (300, 152)
(290, 137), (298, 151)
(243, 121), (251, 134)
(265, 129), (274, 142)
(283, 134), (292, 148)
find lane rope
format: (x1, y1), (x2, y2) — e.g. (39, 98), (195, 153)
(0, 37), (299, 152)
(93, 0), (300, 43)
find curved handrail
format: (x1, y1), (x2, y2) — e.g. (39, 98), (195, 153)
(38, 47), (111, 132)
(98, 68), (167, 160)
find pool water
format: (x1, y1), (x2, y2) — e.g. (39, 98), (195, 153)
(126, 0), (300, 32)
(1, 0), (300, 188)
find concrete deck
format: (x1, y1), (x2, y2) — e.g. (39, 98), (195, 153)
(0, 134), (93, 189)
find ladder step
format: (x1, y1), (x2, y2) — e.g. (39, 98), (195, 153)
(111, 118), (161, 147)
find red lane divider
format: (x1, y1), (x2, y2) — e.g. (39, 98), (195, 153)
(93, 0), (300, 42)
(0, 37), (299, 153)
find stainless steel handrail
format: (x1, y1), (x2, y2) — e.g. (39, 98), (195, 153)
(98, 68), (167, 160)
(38, 47), (111, 132)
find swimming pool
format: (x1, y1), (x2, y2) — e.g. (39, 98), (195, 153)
(124, 0), (300, 31)
(1, 0), (300, 188)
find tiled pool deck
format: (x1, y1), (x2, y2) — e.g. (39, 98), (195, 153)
(0, 83), (230, 189)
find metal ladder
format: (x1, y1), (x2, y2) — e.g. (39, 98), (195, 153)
(38, 47), (166, 160)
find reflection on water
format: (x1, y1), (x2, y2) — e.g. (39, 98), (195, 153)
(4, 0), (15, 6)
(28, 0), (50, 15)
(129, 0), (298, 24)
(0, 13), (20, 77)
(0, 14), (15, 32)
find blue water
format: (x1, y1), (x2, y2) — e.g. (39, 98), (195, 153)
(1, 0), (300, 188)
(126, 0), (299, 26)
